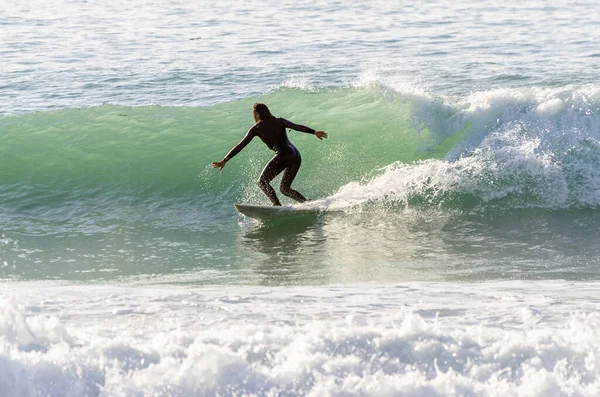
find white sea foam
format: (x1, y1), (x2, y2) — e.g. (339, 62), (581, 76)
(1, 282), (600, 396)
(319, 84), (600, 210)
(280, 77), (316, 91)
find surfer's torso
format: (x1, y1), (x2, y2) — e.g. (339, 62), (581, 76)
(223, 118), (315, 162)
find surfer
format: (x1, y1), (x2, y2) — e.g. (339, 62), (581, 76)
(212, 103), (328, 206)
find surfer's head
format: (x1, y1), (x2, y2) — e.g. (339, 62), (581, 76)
(253, 103), (273, 122)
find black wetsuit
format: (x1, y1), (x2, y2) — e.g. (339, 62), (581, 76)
(223, 117), (316, 206)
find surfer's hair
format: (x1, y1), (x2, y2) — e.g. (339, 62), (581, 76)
(253, 103), (274, 120)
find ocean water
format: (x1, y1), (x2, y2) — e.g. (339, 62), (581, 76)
(2, 0), (600, 395)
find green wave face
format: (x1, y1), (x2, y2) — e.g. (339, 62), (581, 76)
(0, 87), (454, 207)
(2, 85), (600, 218)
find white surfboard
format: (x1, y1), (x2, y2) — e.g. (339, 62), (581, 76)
(234, 203), (322, 221)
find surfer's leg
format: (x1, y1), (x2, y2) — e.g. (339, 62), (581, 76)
(280, 156), (307, 203)
(258, 155), (287, 206)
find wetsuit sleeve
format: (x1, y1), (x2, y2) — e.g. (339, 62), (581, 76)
(280, 118), (316, 134)
(223, 128), (256, 162)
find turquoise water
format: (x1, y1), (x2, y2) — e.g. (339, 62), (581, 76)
(2, 1), (600, 395)
(2, 86), (600, 284)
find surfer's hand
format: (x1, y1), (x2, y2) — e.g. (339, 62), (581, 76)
(315, 131), (328, 140)
(212, 160), (226, 170)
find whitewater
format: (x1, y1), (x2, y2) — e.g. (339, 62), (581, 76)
(2, 0), (600, 396)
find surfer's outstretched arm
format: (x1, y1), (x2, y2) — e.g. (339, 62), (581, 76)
(281, 118), (328, 140)
(212, 128), (256, 169)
